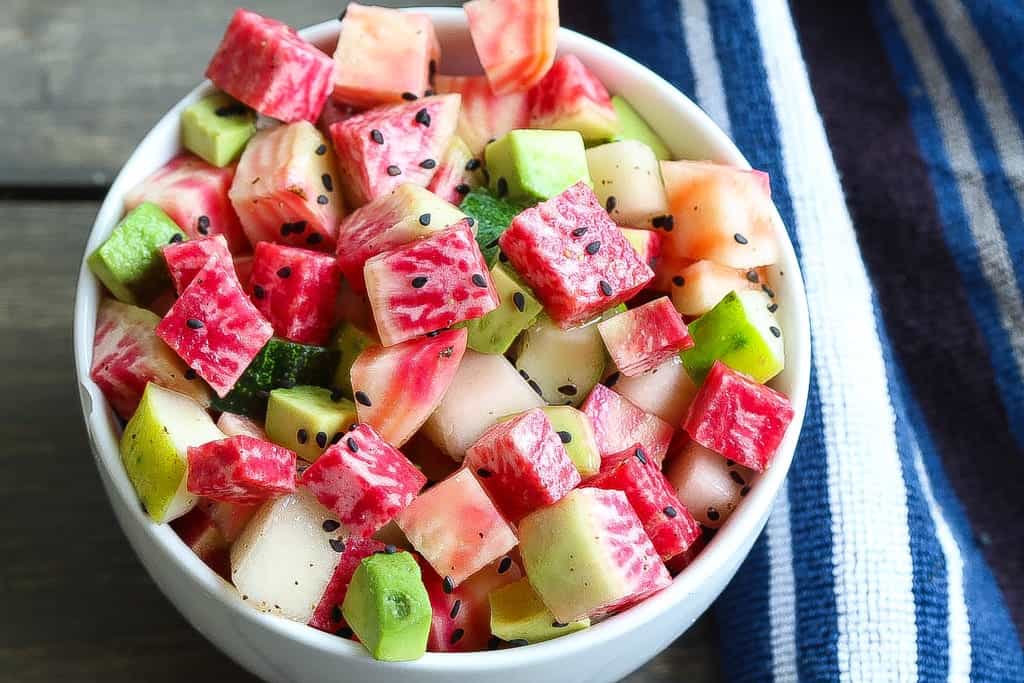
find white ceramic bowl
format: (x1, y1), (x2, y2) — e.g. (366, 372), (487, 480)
(73, 8), (810, 683)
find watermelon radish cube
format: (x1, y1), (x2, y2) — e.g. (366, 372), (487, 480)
(331, 322), (378, 400)
(216, 412), (267, 440)
(609, 95), (672, 161)
(342, 551), (432, 661)
(426, 135), (485, 206)
(671, 259), (770, 317)
(171, 505), (231, 578)
(249, 242), (341, 346)
(350, 329), (467, 447)
(336, 183), (466, 293)
(665, 440), (755, 528)
(265, 386), (358, 463)
(464, 0), (558, 95)
(187, 435), (296, 505)
(463, 262), (543, 355)
(205, 9), (334, 123)
(120, 383), (224, 522)
(161, 235), (233, 295)
(333, 3), (440, 108)
(611, 356), (698, 426)
(528, 54), (618, 142)
(458, 188), (533, 267)
(683, 361), (794, 472)
(91, 299), (210, 419)
(518, 488), (670, 623)
(88, 202), (185, 304)
(309, 537), (386, 635)
(681, 290), (784, 384)
(211, 338), (337, 419)
(230, 488), (342, 622)
(580, 383), (674, 466)
(423, 350), (544, 460)
(586, 140), (669, 228)
(621, 227), (663, 272)
(489, 578), (590, 645)
(156, 259), (273, 398)
(499, 182), (654, 328)
(485, 130), (591, 203)
(598, 297), (694, 377)
(329, 94), (460, 207)
(125, 154), (247, 253)
(299, 423), (426, 538)
(661, 160), (781, 268)
(584, 444), (701, 561)
(420, 555), (522, 652)
(514, 313), (606, 407)
(199, 498), (259, 544)
(180, 92), (256, 168)
(395, 469), (517, 586)
(364, 221), (499, 347)
(465, 408), (581, 522)
(433, 74), (531, 157)
(229, 121), (343, 251)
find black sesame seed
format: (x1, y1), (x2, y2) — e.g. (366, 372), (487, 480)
(387, 165), (402, 176)
(770, 326), (781, 338)
(355, 391), (372, 407)
(424, 89), (435, 97)
(585, 241), (601, 255)
(450, 628), (465, 645)
(322, 519), (341, 533)
(411, 276), (428, 288)
(331, 604), (343, 623)
(605, 196), (617, 212)
(455, 183), (471, 195)
(768, 303), (779, 313)
(401, 91), (418, 101)
(316, 144), (327, 156)
(672, 275), (685, 287)
(651, 214), (669, 228)
(729, 470), (746, 486)
(186, 318), (204, 330)
(557, 430), (572, 444)
(487, 636), (502, 650)
(321, 173), (334, 192)
(465, 158), (481, 171)
(707, 507), (721, 521)
(498, 556), (512, 574)
(184, 368), (197, 380)
(277, 266), (292, 278)
(307, 233), (323, 246)
(420, 158), (436, 169)
(519, 369), (530, 380)
(558, 383), (578, 396)
(419, 213), (431, 226)
(370, 129), (384, 144)
(348, 423), (359, 431)
(384, 544), (397, 554)
(734, 232), (749, 245)
(498, 251), (508, 263)
(317, 194), (329, 205)
(476, 468), (493, 478)
(331, 432), (343, 445)
(415, 108), (431, 126)
(169, 233), (184, 244)
(197, 215), (210, 234)
(442, 576), (455, 593)
(330, 387), (344, 402)
(740, 485), (751, 497)
(571, 227), (589, 237)
(604, 371), (621, 387)
(634, 446), (647, 464)
(512, 291), (526, 312)
(426, 329), (442, 337)
(346, 437), (359, 453)
(553, 620), (568, 628)
(329, 538), (346, 553)
(661, 215), (675, 231)
(508, 639), (529, 648)
(471, 273), (487, 288)
(316, 431), (328, 448)
(338, 626), (354, 638)
(528, 379), (543, 396)
(746, 269), (760, 283)
(663, 506), (678, 518)
(762, 284), (776, 298)
(214, 104), (247, 117)
(450, 600), (462, 619)
(466, 217), (476, 228)
(297, 429), (308, 444)
(599, 280), (613, 296)
(496, 177), (508, 197)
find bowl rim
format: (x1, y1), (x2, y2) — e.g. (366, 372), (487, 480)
(73, 6), (811, 673)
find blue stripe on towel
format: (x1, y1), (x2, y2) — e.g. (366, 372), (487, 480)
(603, 0), (694, 99)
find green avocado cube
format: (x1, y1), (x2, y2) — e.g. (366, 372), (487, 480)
(120, 383), (224, 522)
(211, 338), (338, 418)
(681, 290), (785, 384)
(181, 92), (257, 167)
(489, 578), (590, 644)
(607, 96), (672, 161)
(88, 202), (185, 303)
(265, 386), (358, 462)
(459, 187), (533, 266)
(464, 263), (543, 354)
(342, 551), (432, 662)
(485, 130), (592, 203)
(331, 323), (378, 399)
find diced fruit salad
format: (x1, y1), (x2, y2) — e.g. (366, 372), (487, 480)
(87, 1), (795, 662)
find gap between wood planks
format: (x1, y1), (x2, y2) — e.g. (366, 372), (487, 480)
(0, 186), (110, 201)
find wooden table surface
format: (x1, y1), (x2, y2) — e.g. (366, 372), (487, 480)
(0, 3), (721, 681)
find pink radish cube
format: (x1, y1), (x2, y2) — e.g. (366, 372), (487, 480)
(598, 297), (694, 377)
(187, 435), (296, 505)
(205, 9), (334, 123)
(528, 54), (617, 142)
(299, 423), (426, 538)
(464, 0), (558, 95)
(308, 537), (386, 634)
(162, 235), (234, 295)
(581, 383), (674, 466)
(683, 361), (794, 472)
(434, 74), (531, 156)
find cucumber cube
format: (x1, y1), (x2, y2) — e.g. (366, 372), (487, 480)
(181, 92), (257, 167)
(489, 578), (590, 644)
(608, 96), (672, 161)
(464, 263), (543, 354)
(485, 130), (591, 203)
(458, 187), (532, 266)
(331, 322), (378, 399)
(265, 386), (358, 462)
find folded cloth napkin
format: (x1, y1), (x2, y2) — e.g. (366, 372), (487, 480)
(561, 0), (1024, 680)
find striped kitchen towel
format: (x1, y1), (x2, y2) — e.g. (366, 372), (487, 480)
(561, 0), (1024, 680)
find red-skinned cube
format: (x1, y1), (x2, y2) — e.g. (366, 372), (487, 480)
(249, 242), (342, 346)
(187, 435), (297, 505)
(464, 408), (580, 522)
(580, 383), (674, 466)
(205, 9), (333, 123)
(499, 182), (654, 328)
(299, 423), (427, 538)
(598, 297), (694, 377)
(162, 235), (234, 295)
(308, 537), (386, 634)
(682, 361), (794, 472)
